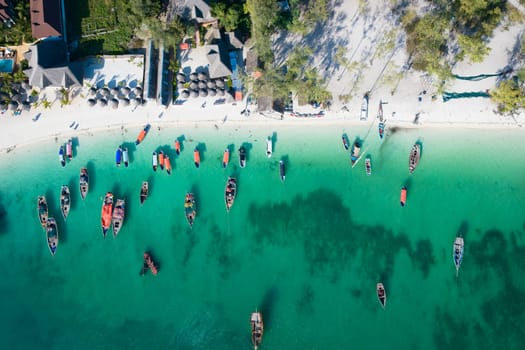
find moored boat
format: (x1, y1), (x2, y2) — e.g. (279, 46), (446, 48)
(266, 137), (272, 158)
(400, 186), (407, 207)
(225, 177), (237, 212)
(165, 154), (172, 175)
(112, 199), (125, 238)
(140, 181), (149, 205)
(222, 148), (230, 168)
(66, 138), (73, 160)
(365, 156), (372, 176)
(377, 283), (386, 309)
(60, 185), (71, 221)
(360, 93), (369, 120)
(135, 124), (151, 145)
(46, 218), (59, 256)
(115, 146), (123, 167)
(194, 148), (200, 168)
(59, 145), (66, 167)
(158, 151), (165, 170)
(350, 141), (361, 166)
(279, 160), (285, 182)
(239, 146), (247, 168)
(101, 192), (114, 237)
(409, 143), (421, 173)
(37, 196), (48, 229)
(342, 134), (349, 150)
(453, 235), (464, 277)
(123, 147), (129, 167)
(79, 167), (89, 200)
(250, 311), (264, 350)
(140, 252), (158, 276)
(378, 121), (385, 139)
(184, 192), (197, 228)
(152, 152), (158, 171)
(175, 140), (181, 155)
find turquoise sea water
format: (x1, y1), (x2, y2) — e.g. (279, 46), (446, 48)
(1, 123), (525, 349)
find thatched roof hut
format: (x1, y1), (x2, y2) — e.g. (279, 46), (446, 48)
(198, 81), (207, 89)
(190, 73), (197, 81)
(199, 89), (208, 97)
(215, 79), (225, 88)
(217, 89), (225, 96)
(198, 72), (207, 81)
(207, 80), (216, 89)
(87, 98), (97, 106)
(89, 87), (97, 96)
(177, 73), (186, 82)
(99, 98), (108, 106)
(181, 90), (190, 98)
(190, 90), (198, 98)
(208, 88), (216, 97)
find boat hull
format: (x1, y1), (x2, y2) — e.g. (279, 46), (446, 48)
(225, 177), (237, 212)
(453, 236), (464, 276)
(101, 192), (114, 238)
(123, 148), (129, 167)
(400, 186), (407, 207)
(140, 182), (149, 205)
(79, 167), (89, 200)
(266, 137), (272, 158)
(409, 143), (421, 173)
(112, 199), (125, 237)
(279, 160), (285, 182)
(60, 186), (71, 221)
(46, 218), (58, 256)
(37, 196), (48, 229)
(184, 193), (197, 227)
(377, 283), (386, 309)
(239, 147), (247, 168)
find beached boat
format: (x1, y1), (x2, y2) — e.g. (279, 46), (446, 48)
(365, 156), (372, 176)
(123, 147), (129, 167)
(453, 236), (464, 277)
(37, 196), (48, 229)
(140, 181), (149, 205)
(279, 160), (286, 182)
(409, 143), (421, 173)
(250, 311), (264, 350)
(66, 138), (73, 160)
(140, 252), (158, 276)
(239, 146), (247, 168)
(152, 152), (158, 171)
(194, 148), (200, 168)
(158, 151), (165, 170)
(115, 146), (123, 167)
(60, 185), (71, 221)
(135, 124), (151, 145)
(222, 148), (230, 168)
(59, 145), (66, 167)
(360, 94), (369, 120)
(101, 192), (114, 237)
(342, 134), (350, 150)
(165, 155), (172, 175)
(400, 186), (407, 207)
(184, 192), (197, 228)
(350, 141), (361, 166)
(225, 177), (237, 212)
(46, 218), (59, 256)
(175, 140), (181, 155)
(266, 137), (272, 158)
(79, 167), (89, 200)
(377, 283), (386, 309)
(112, 199), (125, 238)
(379, 121), (385, 139)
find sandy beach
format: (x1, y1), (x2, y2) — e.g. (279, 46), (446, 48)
(1, 0), (524, 154)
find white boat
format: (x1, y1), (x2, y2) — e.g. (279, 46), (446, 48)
(453, 236), (464, 277)
(365, 156), (372, 175)
(152, 152), (158, 171)
(123, 148), (129, 167)
(409, 143), (421, 173)
(266, 137), (272, 158)
(360, 94), (369, 120)
(279, 160), (285, 182)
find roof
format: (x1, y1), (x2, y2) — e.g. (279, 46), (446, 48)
(30, 0), (63, 39)
(206, 43), (231, 79)
(23, 39), (82, 88)
(173, 0), (214, 23)
(225, 32), (243, 50)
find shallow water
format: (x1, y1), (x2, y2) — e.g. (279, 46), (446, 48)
(1, 123), (524, 349)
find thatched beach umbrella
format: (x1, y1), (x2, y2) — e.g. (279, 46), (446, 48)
(110, 88), (119, 96)
(22, 100), (31, 111)
(190, 73), (197, 81)
(0, 101), (6, 111)
(208, 88), (216, 97)
(87, 98), (97, 106)
(135, 97), (144, 105)
(9, 101), (18, 110)
(110, 98), (119, 109)
(217, 89), (225, 96)
(189, 81), (198, 90)
(181, 90), (190, 99)
(177, 73), (186, 82)
(121, 98), (130, 106)
(199, 89), (208, 97)
(133, 86), (143, 96)
(198, 81), (206, 89)
(131, 97), (139, 106)
(215, 79), (225, 88)
(99, 98), (108, 107)
(177, 82), (184, 90)
(122, 87), (131, 96)
(190, 90), (198, 98)
(198, 72), (207, 81)
(99, 88), (109, 97)
(89, 87), (97, 96)
(207, 80), (216, 89)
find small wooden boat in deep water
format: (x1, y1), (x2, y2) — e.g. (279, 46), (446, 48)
(101, 192), (114, 238)
(140, 252), (158, 276)
(279, 160), (286, 182)
(37, 196), (48, 229)
(184, 192), (196, 228)
(365, 156), (372, 176)
(342, 134), (350, 150)
(350, 141), (361, 166)
(46, 217), (58, 256)
(112, 199), (125, 238)
(135, 124), (150, 145)
(79, 167), (89, 200)
(140, 181), (149, 205)
(194, 148), (200, 168)
(60, 185), (71, 221)
(250, 311), (264, 350)
(409, 143), (421, 173)
(400, 186), (407, 207)
(453, 235), (464, 277)
(377, 283), (386, 309)
(239, 146), (247, 168)
(225, 177), (237, 212)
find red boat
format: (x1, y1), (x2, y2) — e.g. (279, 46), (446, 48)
(141, 252), (158, 276)
(175, 140), (181, 155)
(400, 186), (407, 207)
(135, 124), (151, 145)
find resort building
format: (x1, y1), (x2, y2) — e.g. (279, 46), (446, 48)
(29, 0), (65, 40)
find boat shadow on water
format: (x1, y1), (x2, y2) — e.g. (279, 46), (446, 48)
(416, 139), (424, 158)
(0, 192), (8, 234)
(67, 177), (77, 210)
(86, 161), (96, 192)
(260, 286), (279, 329)
(45, 188), (69, 243)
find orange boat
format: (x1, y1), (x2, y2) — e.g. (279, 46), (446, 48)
(165, 155), (172, 175)
(400, 186), (407, 207)
(222, 149), (229, 168)
(158, 151), (165, 170)
(135, 124), (151, 145)
(101, 192), (114, 237)
(175, 140), (181, 155)
(194, 148), (200, 168)
(141, 252), (158, 276)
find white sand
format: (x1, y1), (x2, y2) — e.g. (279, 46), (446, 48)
(1, 0), (524, 153)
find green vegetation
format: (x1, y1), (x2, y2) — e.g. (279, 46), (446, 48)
(245, 0), (279, 65)
(286, 0), (329, 35)
(210, 1), (250, 32)
(490, 68), (525, 115)
(0, 1), (32, 45)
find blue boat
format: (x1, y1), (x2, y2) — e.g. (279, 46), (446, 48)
(115, 146), (123, 167)
(59, 146), (66, 167)
(379, 122), (385, 139)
